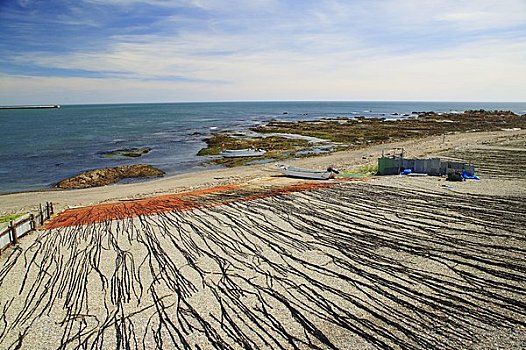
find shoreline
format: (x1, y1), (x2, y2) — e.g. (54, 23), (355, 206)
(1, 127), (525, 349)
(1, 128), (525, 215)
(2, 105), (524, 195)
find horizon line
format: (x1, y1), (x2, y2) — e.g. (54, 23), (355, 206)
(2, 99), (526, 107)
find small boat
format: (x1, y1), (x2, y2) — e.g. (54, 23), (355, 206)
(276, 164), (338, 180)
(220, 148), (266, 158)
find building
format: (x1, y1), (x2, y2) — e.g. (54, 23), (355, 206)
(377, 155), (475, 176)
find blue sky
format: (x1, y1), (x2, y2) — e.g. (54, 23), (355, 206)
(1, 0), (525, 104)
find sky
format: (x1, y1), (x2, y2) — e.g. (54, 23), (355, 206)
(1, 0), (525, 104)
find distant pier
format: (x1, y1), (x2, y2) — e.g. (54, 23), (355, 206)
(0, 105), (61, 110)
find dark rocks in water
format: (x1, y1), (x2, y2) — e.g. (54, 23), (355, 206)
(282, 112), (288, 114)
(464, 109), (517, 116)
(56, 164), (164, 189)
(102, 147), (151, 158)
(417, 111), (438, 117)
(417, 110), (518, 118)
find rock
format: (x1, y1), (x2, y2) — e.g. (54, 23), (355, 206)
(102, 147), (151, 158)
(57, 164), (164, 189)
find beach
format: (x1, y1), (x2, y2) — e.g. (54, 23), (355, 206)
(0, 128), (525, 349)
(1, 128), (525, 214)
(2, 102), (526, 195)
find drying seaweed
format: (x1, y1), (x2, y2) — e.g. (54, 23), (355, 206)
(0, 181), (525, 349)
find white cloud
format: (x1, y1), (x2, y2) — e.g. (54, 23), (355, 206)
(433, 0), (526, 29)
(3, 0), (525, 103)
(307, 0), (526, 34)
(2, 34), (524, 104)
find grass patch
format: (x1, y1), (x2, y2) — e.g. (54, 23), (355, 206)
(355, 164), (378, 174)
(339, 164), (378, 178)
(0, 214), (24, 224)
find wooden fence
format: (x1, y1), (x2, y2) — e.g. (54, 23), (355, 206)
(0, 202), (53, 253)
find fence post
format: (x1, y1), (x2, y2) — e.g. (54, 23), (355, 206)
(9, 220), (17, 245)
(50, 202), (54, 215)
(39, 204), (44, 226)
(46, 202), (50, 220)
(30, 214), (35, 230)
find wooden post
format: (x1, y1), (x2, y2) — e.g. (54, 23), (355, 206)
(30, 214), (35, 230)
(45, 202), (50, 221)
(9, 221), (17, 245)
(39, 204), (44, 225)
(49, 202), (54, 215)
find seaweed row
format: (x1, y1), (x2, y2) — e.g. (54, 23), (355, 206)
(448, 147), (526, 180)
(0, 183), (525, 349)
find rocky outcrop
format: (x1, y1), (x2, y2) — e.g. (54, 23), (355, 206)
(101, 147), (152, 158)
(57, 164), (164, 189)
(418, 110), (518, 118)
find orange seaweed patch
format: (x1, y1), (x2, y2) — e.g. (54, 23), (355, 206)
(177, 184), (239, 197)
(46, 197), (195, 228)
(238, 182), (336, 202)
(45, 182), (337, 229)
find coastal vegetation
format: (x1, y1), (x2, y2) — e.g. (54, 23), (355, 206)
(0, 213), (23, 224)
(354, 164), (379, 174)
(337, 164), (378, 178)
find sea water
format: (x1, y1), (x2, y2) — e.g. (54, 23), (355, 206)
(1, 101), (525, 194)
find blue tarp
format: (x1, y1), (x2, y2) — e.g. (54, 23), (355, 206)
(462, 170), (480, 180)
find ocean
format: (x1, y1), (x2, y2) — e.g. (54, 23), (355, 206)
(1, 101), (525, 194)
